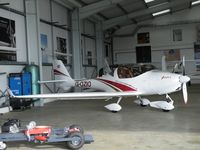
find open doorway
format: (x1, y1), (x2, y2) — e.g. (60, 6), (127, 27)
(136, 46), (151, 63)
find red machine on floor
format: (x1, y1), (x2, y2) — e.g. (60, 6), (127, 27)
(0, 119), (93, 150)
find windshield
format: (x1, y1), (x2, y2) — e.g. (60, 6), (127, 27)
(116, 64), (156, 79)
(99, 64), (157, 78)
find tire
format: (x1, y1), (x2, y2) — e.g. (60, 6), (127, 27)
(66, 132), (85, 150)
(2, 119), (20, 133)
(140, 104), (147, 107)
(111, 111), (118, 113)
(162, 109), (170, 112)
(69, 125), (84, 134)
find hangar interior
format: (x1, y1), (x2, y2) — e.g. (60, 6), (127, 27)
(0, 0), (200, 150)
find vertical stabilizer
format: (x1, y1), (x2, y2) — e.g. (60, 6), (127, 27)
(53, 60), (75, 90)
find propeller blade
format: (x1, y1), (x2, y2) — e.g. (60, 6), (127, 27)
(182, 83), (188, 104)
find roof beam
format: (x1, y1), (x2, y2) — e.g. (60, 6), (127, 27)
(103, 0), (192, 30)
(65, 0), (82, 7)
(80, 0), (124, 19)
(53, 0), (74, 10)
(116, 3), (137, 24)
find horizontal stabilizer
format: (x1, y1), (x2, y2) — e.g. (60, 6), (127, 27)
(38, 80), (69, 84)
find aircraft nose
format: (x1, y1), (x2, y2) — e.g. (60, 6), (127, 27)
(179, 75), (190, 83)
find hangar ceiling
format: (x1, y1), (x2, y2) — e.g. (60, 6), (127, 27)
(59, 0), (199, 33)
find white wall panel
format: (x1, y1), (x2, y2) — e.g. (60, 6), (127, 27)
(113, 37), (135, 51)
(39, 0), (51, 21)
(149, 24), (196, 51)
(149, 27), (171, 49)
(84, 38), (96, 64)
(0, 0), (24, 12)
(113, 37), (136, 64)
(52, 1), (68, 26)
(81, 19), (96, 78)
(115, 51), (135, 64)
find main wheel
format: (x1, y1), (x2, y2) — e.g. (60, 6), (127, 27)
(162, 109), (170, 112)
(0, 142), (6, 150)
(69, 125), (84, 134)
(66, 132), (85, 150)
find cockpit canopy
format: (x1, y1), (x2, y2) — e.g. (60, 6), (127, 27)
(115, 64), (156, 79)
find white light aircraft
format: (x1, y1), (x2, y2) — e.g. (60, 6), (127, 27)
(9, 59), (190, 113)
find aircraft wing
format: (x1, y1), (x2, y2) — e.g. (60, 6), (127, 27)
(9, 90), (141, 100)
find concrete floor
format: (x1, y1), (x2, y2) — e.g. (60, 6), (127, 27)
(1, 84), (200, 150)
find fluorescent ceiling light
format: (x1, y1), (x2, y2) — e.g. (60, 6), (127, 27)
(144, 0), (154, 3)
(149, 2), (169, 8)
(192, 0), (200, 5)
(152, 9), (170, 16)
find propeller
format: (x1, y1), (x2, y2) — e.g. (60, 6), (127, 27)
(179, 56), (190, 104)
(179, 75), (190, 104)
(182, 82), (188, 104)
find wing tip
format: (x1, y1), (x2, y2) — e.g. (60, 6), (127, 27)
(7, 88), (15, 98)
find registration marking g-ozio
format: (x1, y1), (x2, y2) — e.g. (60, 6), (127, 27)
(75, 81), (91, 88)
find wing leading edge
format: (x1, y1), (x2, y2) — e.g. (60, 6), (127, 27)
(8, 90), (141, 100)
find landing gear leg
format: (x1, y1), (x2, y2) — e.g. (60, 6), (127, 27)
(166, 94), (174, 105)
(117, 97), (122, 104)
(134, 96), (150, 107)
(161, 94), (174, 112)
(104, 97), (122, 113)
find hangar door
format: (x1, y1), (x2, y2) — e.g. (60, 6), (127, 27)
(136, 46), (151, 63)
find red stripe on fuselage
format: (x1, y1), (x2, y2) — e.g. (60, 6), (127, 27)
(53, 69), (69, 77)
(97, 78), (137, 92)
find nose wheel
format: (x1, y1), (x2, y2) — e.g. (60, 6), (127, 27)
(134, 95), (175, 112)
(149, 94), (175, 112)
(166, 94), (174, 105)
